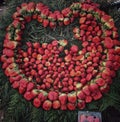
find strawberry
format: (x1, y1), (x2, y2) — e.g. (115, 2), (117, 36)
(62, 7), (71, 17)
(49, 21), (56, 28)
(70, 45), (79, 53)
(24, 91), (33, 101)
(95, 78), (105, 86)
(43, 19), (49, 27)
(27, 82), (35, 91)
(77, 100), (86, 109)
(59, 39), (68, 47)
(42, 100), (52, 110)
(82, 85), (91, 95)
(89, 83), (98, 92)
(68, 92), (77, 103)
(77, 91), (86, 100)
(38, 90), (48, 102)
(104, 21), (114, 29)
(3, 48), (14, 57)
(85, 95), (92, 103)
(92, 36), (100, 43)
(93, 91), (102, 100)
(79, 17), (86, 24)
(9, 75), (22, 83)
(63, 18), (70, 25)
(104, 37), (114, 49)
(52, 100), (60, 109)
(67, 103), (76, 110)
(4, 40), (17, 49)
(60, 104), (67, 110)
(48, 91), (58, 101)
(19, 86), (25, 94)
(101, 15), (111, 23)
(33, 97), (41, 108)
(64, 54), (72, 62)
(59, 93), (67, 105)
(31, 89), (39, 98)
(12, 81), (19, 89)
(86, 73), (92, 81)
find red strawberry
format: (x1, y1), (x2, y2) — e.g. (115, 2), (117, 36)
(38, 90), (48, 102)
(89, 83), (98, 92)
(49, 21), (56, 28)
(77, 100), (86, 109)
(104, 37), (114, 49)
(77, 91), (86, 100)
(12, 81), (19, 89)
(92, 36), (100, 43)
(64, 54), (72, 62)
(93, 91), (102, 100)
(68, 92), (77, 103)
(105, 21), (114, 29)
(4, 40), (17, 49)
(79, 17), (86, 24)
(86, 73), (92, 81)
(43, 19), (49, 27)
(59, 93), (67, 105)
(27, 82), (35, 91)
(82, 85), (91, 95)
(95, 78), (105, 86)
(70, 45), (79, 53)
(60, 104), (67, 110)
(67, 103), (76, 110)
(42, 100), (52, 110)
(3, 48), (14, 57)
(24, 91), (33, 101)
(48, 91), (58, 101)
(52, 100), (60, 109)
(101, 15), (111, 22)
(19, 86), (25, 94)
(85, 95), (92, 103)
(63, 18), (70, 25)
(33, 97), (41, 108)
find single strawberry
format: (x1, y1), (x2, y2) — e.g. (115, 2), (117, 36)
(85, 95), (92, 103)
(63, 18), (70, 25)
(12, 81), (19, 89)
(77, 91), (86, 100)
(27, 82), (35, 91)
(67, 103), (76, 110)
(82, 85), (91, 95)
(19, 86), (26, 94)
(43, 19), (49, 27)
(42, 100), (52, 110)
(33, 97), (41, 108)
(59, 93), (67, 105)
(92, 36), (100, 43)
(104, 37), (114, 49)
(38, 90), (48, 102)
(3, 48), (14, 57)
(77, 100), (86, 109)
(89, 83), (98, 92)
(24, 91), (33, 101)
(70, 45), (79, 53)
(52, 100), (60, 109)
(60, 104), (67, 110)
(68, 92), (77, 104)
(95, 78), (105, 86)
(48, 91), (58, 101)
(79, 17), (86, 24)
(93, 91), (102, 100)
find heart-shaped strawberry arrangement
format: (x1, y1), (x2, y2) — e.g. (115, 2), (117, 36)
(1, 1), (120, 110)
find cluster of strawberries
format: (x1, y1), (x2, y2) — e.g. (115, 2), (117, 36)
(1, 1), (120, 110)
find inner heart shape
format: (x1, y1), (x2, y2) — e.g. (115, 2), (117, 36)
(1, 1), (120, 110)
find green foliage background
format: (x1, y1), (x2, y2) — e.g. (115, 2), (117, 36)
(0, 0), (120, 122)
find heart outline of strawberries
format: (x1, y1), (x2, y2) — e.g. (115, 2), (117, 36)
(1, 1), (120, 110)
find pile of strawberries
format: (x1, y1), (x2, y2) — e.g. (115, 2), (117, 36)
(1, 0), (120, 110)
